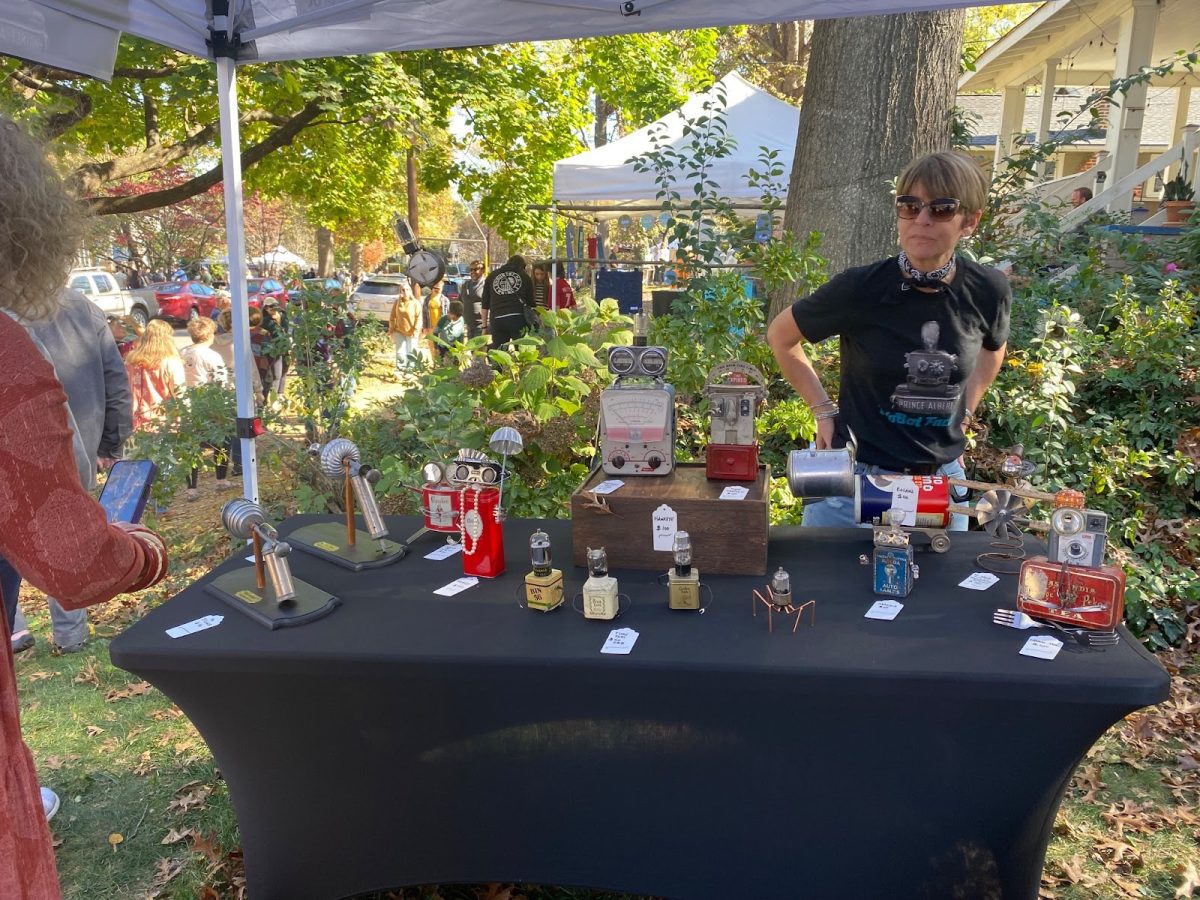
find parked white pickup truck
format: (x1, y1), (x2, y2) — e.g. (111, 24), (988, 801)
(67, 268), (158, 326)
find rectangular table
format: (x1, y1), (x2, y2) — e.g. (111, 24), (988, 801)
(111, 516), (1169, 900)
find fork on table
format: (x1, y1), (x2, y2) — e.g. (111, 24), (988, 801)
(992, 608), (1120, 649)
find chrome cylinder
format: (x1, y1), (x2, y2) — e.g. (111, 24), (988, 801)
(264, 540), (296, 604)
(350, 475), (389, 539)
(786, 447), (856, 500)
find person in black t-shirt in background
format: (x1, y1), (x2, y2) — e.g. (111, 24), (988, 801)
(482, 254), (534, 347)
(767, 151), (1012, 530)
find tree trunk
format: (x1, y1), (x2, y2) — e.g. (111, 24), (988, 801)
(406, 147), (419, 238)
(593, 95), (614, 282)
(349, 242), (363, 279)
(772, 10), (965, 320)
(316, 227), (334, 276)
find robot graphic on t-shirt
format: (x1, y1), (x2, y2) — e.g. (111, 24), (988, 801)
(890, 320), (961, 416)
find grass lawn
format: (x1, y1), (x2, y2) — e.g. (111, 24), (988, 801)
(12, 350), (1200, 899)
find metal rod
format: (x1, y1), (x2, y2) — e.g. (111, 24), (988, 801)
(947, 504), (1049, 532)
(947, 478), (1060, 503)
(252, 531), (266, 590)
(344, 462), (356, 547)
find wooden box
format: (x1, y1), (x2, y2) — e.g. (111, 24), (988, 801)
(570, 463), (770, 576)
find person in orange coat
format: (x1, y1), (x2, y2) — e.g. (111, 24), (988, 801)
(0, 114), (170, 899)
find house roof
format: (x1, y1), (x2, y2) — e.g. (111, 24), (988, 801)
(959, 0), (1200, 93)
(959, 88), (1200, 147)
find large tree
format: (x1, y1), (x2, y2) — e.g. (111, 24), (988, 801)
(773, 10), (965, 318)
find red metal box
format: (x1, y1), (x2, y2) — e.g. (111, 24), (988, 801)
(1017, 555), (1125, 631)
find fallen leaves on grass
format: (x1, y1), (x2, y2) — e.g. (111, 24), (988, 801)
(1176, 860), (1200, 898)
(73, 657), (101, 686)
(42, 754), (80, 771)
(167, 781), (212, 814)
(84, 725), (105, 737)
(106, 681), (153, 702)
(25, 670), (59, 682)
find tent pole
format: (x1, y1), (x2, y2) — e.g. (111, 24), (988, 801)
(550, 205), (558, 312)
(216, 55), (259, 503)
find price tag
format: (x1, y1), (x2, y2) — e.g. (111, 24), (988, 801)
(890, 479), (919, 526)
(1019, 635), (1063, 660)
(424, 542), (463, 561)
(591, 479), (625, 495)
(601, 628), (639, 655)
(865, 599), (904, 620)
(652, 504), (677, 552)
(719, 485), (749, 500)
(434, 576), (479, 597)
(959, 572), (1000, 591)
(166, 615), (224, 639)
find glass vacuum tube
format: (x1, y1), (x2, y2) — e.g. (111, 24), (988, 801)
(673, 531), (693, 576)
(587, 547), (609, 578)
(770, 566), (792, 607)
(529, 529), (552, 577)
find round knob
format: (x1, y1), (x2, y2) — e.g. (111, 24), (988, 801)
(611, 455), (626, 469)
(646, 454), (662, 470)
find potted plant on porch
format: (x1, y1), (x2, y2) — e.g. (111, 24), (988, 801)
(1162, 161), (1195, 225)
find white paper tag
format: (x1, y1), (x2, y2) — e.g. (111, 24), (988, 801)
(433, 576), (479, 597)
(865, 600), (904, 620)
(719, 485), (749, 500)
(1019, 635), (1063, 660)
(601, 628), (639, 655)
(959, 572), (1001, 591)
(424, 542), (463, 561)
(890, 479), (919, 526)
(652, 504), (678, 552)
(166, 615), (224, 639)
(592, 479), (625, 495)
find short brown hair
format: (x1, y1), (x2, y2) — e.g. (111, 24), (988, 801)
(897, 151), (989, 214)
(187, 316), (216, 343)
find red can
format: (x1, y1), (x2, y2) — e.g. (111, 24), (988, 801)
(460, 486), (506, 579)
(1017, 555), (1125, 631)
(854, 474), (951, 528)
(422, 484), (461, 533)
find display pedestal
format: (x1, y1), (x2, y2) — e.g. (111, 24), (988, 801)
(288, 521), (408, 571)
(570, 462), (769, 575)
(205, 567), (340, 630)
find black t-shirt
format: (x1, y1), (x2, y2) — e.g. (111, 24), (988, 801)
(791, 255), (1011, 471)
(482, 266), (533, 322)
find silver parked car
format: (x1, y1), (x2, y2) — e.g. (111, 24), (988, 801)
(351, 274), (408, 320)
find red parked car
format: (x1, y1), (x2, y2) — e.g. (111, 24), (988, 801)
(246, 277), (289, 308)
(154, 281), (218, 322)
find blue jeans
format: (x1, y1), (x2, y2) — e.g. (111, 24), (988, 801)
(801, 457), (970, 531)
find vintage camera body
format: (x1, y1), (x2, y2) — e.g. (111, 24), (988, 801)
(447, 449), (504, 487)
(1047, 507), (1108, 568)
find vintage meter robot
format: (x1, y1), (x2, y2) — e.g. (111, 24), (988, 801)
(524, 529), (564, 612)
(703, 361), (766, 481)
(871, 524), (918, 597)
(599, 345), (675, 476)
(667, 531), (701, 610)
(581, 547), (620, 620)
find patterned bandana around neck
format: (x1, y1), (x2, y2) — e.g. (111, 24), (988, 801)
(898, 251), (954, 287)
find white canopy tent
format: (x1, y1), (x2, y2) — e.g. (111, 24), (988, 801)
(3, 0), (995, 503)
(553, 71), (800, 218)
(250, 245), (309, 270)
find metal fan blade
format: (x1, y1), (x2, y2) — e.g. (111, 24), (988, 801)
(975, 489), (1028, 538)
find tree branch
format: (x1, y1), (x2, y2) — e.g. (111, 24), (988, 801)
(85, 99), (327, 215)
(8, 67), (92, 139)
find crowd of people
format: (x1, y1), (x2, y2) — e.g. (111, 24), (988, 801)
(386, 256), (577, 376)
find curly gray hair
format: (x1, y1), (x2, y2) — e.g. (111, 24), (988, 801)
(0, 117), (83, 320)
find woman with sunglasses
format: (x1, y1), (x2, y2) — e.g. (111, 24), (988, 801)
(767, 150), (1011, 529)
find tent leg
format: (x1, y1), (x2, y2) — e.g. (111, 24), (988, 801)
(216, 56), (259, 504)
(550, 205), (558, 311)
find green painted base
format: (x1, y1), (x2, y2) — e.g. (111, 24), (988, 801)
(288, 522), (408, 571)
(205, 567), (340, 630)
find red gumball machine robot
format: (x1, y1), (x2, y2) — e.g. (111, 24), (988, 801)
(703, 361), (767, 482)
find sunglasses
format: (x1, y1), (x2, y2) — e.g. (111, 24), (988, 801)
(895, 196), (961, 221)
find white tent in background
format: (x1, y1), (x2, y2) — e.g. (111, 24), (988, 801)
(250, 246), (309, 270)
(2, 0), (999, 504)
(553, 72), (800, 218)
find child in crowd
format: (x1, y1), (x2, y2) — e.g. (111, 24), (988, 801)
(180, 316), (228, 387)
(433, 299), (466, 361)
(125, 318), (185, 431)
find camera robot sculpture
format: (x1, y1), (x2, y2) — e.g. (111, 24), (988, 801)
(288, 438), (408, 570)
(207, 499), (340, 629)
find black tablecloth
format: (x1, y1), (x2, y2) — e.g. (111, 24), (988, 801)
(111, 516), (1169, 900)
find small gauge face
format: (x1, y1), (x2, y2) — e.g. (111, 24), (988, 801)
(640, 347), (667, 377)
(422, 462), (444, 484)
(453, 464), (472, 483)
(608, 346), (636, 376)
(480, 466), (498, 484)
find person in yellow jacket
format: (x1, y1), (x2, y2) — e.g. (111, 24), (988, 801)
(387, 280), (422, 375)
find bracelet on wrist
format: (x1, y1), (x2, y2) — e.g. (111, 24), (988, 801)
(815, 408), (839, 421)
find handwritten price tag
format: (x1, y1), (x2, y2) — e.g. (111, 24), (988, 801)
(601, 628), (639, 655)
(591, 479), (625, 495)
(652, 504), (678, 552)
(1020, 635), (1063, 660)
(719, 485), (749, 500)
(865, 600), (904, 620)
(424, 542), (463, 561)
(890, 478), (919, 526)
(166, 615), (224, 639)
(959, 572), (1000, 591)
(434, 577), (479, 597)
